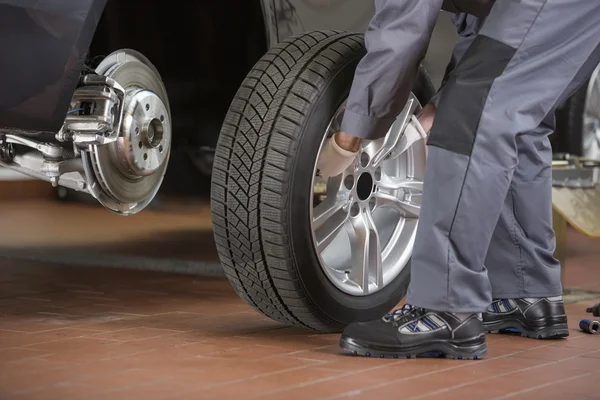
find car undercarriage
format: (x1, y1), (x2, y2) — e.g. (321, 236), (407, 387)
(0, 0), (269, 214)
(0, 49), (171, 215)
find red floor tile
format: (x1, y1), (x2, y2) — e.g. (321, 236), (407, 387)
(0, 199), (598, 399)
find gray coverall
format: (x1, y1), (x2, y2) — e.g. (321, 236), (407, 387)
(340, 0), (600, 312)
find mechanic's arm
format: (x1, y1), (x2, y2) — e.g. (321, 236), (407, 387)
(318, 0), (443, 177)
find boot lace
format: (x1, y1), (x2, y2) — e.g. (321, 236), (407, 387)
(382, 304), (425, 326)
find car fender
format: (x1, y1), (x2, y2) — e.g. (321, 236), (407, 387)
(0, 0), (107, 133)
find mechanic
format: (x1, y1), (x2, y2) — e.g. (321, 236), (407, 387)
(318, 0), (600, 360)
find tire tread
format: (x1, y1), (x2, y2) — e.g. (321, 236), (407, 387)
(211, 31), (365, 331)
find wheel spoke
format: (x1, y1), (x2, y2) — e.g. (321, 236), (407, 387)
(375, 192), (420, 219)
(313, 193), (347, 230)
(348, 207), (382, 293)
(313, 199), (350, 252)
(372, 94), (419, 167)
(378, 177), (423, 193)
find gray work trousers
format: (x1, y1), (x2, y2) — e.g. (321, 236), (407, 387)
(341, 0), (600, 312)
(407, 1), (600, 312)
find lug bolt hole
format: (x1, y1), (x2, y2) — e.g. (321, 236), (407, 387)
(145, 104), (150, 111)
(350, 202), (360, 217)
(159, 145), (164, 153)
(160, 115), (165, 122)
(143, 153), (148, 161)
(135, 127), (140, 136)
(138, 141), (143, 149)
(360, 152), (370, 168)
(343, 175), (355, 190)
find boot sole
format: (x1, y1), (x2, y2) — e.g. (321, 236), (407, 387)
(339, 335), (488, 360)
(483, 318), (569, 340)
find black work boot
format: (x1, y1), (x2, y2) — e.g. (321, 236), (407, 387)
(483, 296), (569, 339)
(339, 305), (487, 360)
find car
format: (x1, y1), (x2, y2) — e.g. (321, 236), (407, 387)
(1, 0), (597, 332)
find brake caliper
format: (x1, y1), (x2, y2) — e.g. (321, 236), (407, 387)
(58, 74), (125, 146)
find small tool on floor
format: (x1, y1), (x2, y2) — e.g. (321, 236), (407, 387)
(579, 319), (600, 334)
(586, 303), (600, 318)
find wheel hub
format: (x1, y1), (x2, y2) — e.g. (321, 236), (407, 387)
(356, 171), (374, 201)
(119, 89), (170, 177)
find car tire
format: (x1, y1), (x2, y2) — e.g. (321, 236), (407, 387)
(556, 81), (588, 156)
(555, 63), (600, 159)
(210, 30), (435, 332)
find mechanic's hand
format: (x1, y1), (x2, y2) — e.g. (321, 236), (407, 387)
(416, 103), (436, 134)
(317, 106), (434, 180)
(405, 115), (429, 143)
(317, 134), (359, 179)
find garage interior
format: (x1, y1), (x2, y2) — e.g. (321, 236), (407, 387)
(1, 13), (599, 400)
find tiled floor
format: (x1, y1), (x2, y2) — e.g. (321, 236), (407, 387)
(0, 199), (599, 399)
(0, 198), (216, 262)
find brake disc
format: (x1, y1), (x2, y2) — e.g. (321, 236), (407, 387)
(85, 50), (172, 215)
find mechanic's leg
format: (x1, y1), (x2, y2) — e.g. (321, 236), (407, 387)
(423, 11), (559, 297)
(417, 16), (600, 338)
(420, 13), (485, 132)
(482, 43), (600, 337)
(340, 0), (600, 359)
(406, 0), (600, 313)
(441, 0), (494, 18)
(424, 12), (486, 129)
(424, 8), (564, 298)
(480, 117), (567, 337)
(486, 119), (558, 299)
